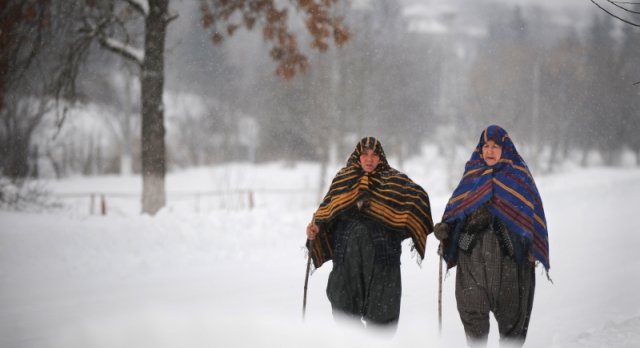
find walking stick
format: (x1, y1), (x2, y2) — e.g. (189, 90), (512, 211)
(303, 217), (316, 321)
(438, 245), (443, 335)
(303, 244), (312, 320)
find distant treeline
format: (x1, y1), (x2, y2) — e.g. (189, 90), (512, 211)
(2, 1), (639, 180)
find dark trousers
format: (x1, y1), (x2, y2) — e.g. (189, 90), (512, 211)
(455, 229), (535, 347)
(326, 220), (402, 332)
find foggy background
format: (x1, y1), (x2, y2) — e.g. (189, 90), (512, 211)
(2, 1), (640, 347)
(2, 0), (639, 185)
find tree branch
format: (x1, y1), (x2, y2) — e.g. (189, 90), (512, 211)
(122, 0), (148, 16)
(98, 37), (144, 65)
(165, 12), (179, 24)
(607, 0), (640, 14)
(79, 17), (144, 66)
(591, 0), (640, 27)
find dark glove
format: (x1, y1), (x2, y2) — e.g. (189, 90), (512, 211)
(465, 205), (493, 234)
(433, 222), (450, 241)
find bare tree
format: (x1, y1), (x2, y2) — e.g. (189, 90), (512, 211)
(0, 1), (61, 179)
(591, 0), (640, 28)
(68, 0), (174, 214)
(63, 0), (350, 214)
(1, 96), (53, 179)
(538, 31), (587, 172)
(0, 1), (49, 111)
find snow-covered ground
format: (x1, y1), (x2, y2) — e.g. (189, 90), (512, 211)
(1, 158), (640, 348)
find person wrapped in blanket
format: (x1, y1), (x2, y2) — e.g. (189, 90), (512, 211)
(433, 125), (550, 347)
(306, 137), (433, 333)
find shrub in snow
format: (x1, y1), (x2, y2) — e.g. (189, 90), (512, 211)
(0, 178), (62, 212)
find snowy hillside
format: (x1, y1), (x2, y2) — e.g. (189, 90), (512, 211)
(1, 162), (640, 348)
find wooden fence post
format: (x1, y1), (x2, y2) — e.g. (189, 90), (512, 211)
(90, 193), (95, 215)
(100, 194), (107, 216)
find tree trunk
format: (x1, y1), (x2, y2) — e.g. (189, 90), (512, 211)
(580, 147), (589, 167)
(82, 136), (94, 175)
(547, 135), (560, 173)
(46, 147), (62, 179)
(140, 0), (169, 215)
(317, 146), (328, 203)
(2, 133), (30, 179)
(120, 72), (134, 176)
(30, 145), (39, 178)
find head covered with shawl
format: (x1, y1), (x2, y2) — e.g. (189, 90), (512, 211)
(442, 125), (549, 270)
(307, 137), (433, 268)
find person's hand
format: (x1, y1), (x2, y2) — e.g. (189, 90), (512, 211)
(306, 223), (320, 240)
(466, 206), (492, 234)
(433, 222), (450, 241)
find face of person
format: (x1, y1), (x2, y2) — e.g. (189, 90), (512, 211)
(482, 140), (502, 166)
(359, 148), (380, 173)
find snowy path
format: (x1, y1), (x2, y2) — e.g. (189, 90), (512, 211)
(1, 168), (640, 347)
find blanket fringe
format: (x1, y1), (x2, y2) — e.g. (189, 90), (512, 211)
(410, 242), (424, 267)
(302, 246), (318, 275)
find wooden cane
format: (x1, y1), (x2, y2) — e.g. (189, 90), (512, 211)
(303, 244), (312, 320)
(438, 246), (443, 335)
(303, 218), (316, 321)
